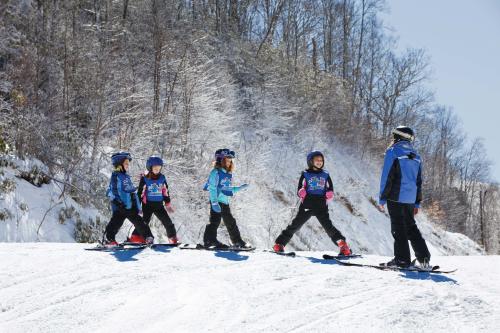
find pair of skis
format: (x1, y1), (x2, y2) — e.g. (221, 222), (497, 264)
(84, 242), (179, 251)
(322, 254), (456, 274)
(266, 251), (362, 259)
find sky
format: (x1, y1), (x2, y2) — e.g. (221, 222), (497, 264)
(382, 0), (500, 183)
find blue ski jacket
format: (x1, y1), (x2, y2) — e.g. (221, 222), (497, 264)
(379, 140), (423, 208)
(205, 168), (245, 205)
(107, 171), (142, 211)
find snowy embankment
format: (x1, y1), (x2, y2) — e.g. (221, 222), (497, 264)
(0, 156), (103, 242)
(0, 148), (484, 258)
(0, 243), (498, 333)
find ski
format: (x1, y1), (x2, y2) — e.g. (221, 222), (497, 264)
(329, 258), (457, 274)
(121, 242), (180, 248)
(85, 241), (180, 251)
(178, 243), (255, 252)
(205, 245), (255, 252)
(84, 243), (148, 251)
(322, 254), (362, 260)
(264, 250), (296, 257)
(178, 243), (205, 250)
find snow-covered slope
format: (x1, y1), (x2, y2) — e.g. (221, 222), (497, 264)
(0, 243), (498, 332)
(0, 156), (104, 242)
(198, 143), (483, 257)
(0, 145), (483, 258)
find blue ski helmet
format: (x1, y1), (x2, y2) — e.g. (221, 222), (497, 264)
(146, 156), (164, 171)
(111, 151), (132, 167)
(215, 148), (236, 163)
(307, 150), (324, 169)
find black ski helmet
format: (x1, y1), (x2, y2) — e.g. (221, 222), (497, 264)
(307, 150), (324, 169)
(392, 126), (415, 142)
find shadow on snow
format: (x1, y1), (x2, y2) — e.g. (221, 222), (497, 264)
(213, 251), (250, 262)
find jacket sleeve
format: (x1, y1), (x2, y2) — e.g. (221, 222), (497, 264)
(326, 175), (334, 192)
(297, 172), (306, 195)
(163, 178), (171, 203)
(231, 181), (247, 194)
(207, 169), (219, 204)
(415, 162), (423, 208)
(379, 149), (396, 205)
(109, 173), (122, 203)
(136, 176), (145, 200)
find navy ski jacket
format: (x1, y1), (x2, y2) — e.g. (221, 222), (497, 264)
(298, 169), (334, 209)
(137, 173), (170, 203)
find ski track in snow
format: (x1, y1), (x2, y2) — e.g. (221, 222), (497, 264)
(0, 243), (498, 333)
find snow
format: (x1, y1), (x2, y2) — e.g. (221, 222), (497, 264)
(0, 243), (498, 332)
(0, 156), (104, 242)
(0, 145), (484, 257)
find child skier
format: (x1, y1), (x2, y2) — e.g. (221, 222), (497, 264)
(203, 148), (251, 249)
(273, 151), (351, 255)
(378, 126), (431, 268)
(104, 152), (154, 246)
(128, 156), (178, 244)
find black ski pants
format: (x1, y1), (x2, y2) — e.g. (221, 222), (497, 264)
(387, 200), (430, 263)
(275, 205), (345, 246)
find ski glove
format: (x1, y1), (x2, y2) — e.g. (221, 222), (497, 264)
(211, 201), (221, 213)
(298, 188), (307, 202)
(165, 202), (175, 214)
(326, 191), (334, 202)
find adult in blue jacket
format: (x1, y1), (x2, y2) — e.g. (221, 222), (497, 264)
(378, 126), (430, 268)
(103, 152), (154, 246)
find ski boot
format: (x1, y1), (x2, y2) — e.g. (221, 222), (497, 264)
(413, 257), (431, 270)
(103, 240), (120, 248)
(168, 236), (179, 245)
(273, 243), (285, 253)
(204, 240), (229, 249)
(381, 258), (410, 268)
(337, 240), (352, 256)
(128, 234), (146, 244)
(232, 240), (253, 249)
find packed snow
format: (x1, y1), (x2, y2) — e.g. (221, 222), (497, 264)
(0, 243), (498, 332)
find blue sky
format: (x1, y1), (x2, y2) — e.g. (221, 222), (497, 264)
(382, 0), (500, 182)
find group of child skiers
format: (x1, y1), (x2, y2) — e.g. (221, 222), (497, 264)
(103, 125), (431, 269)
